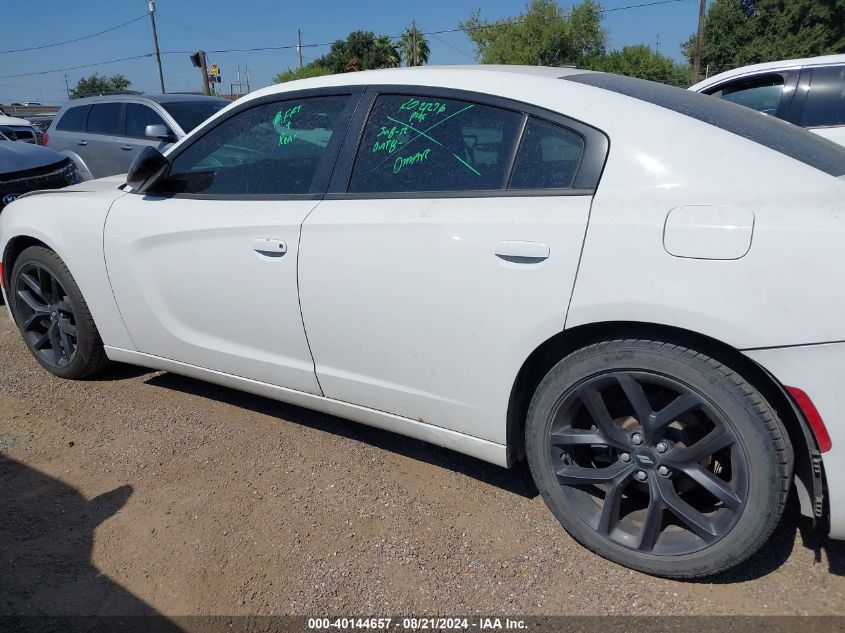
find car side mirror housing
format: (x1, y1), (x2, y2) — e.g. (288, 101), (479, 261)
(126, 146), (170, 193)
(145, 123), (175, 141)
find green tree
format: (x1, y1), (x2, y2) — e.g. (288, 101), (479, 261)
(585, 45), (692, 86)
(319, 31), (400, 73)
(460, 0), (606, 66)
(398, 23), (431, 66)
(273, 63), (332, 84)
(69, 73), (132, 98)
(684, 0), (845, 75)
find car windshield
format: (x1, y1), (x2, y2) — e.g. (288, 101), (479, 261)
(161, 100), (228, 133)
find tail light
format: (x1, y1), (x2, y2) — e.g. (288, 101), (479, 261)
(41, 132), (49, 146)
(0, 262), (4, 291)
(786, 386), (832, 453)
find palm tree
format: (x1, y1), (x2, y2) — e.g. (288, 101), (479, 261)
(398, 23), (431, 66)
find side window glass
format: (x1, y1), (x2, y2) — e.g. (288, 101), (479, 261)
(160, 95), (349, 195)
(801, 66), (845, 128)
(509, 118), (584, 189)
(126, 103), (170, 138)
(56, 105), (91, 131)
(709, 76), (784, 115)
(349, 94), (522, 193)
(86, 103), (123, 135)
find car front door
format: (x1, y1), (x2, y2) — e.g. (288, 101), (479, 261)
(299, 90), (607, 443)
(113, 102), (174, 173)
(104, 91), (359, 393)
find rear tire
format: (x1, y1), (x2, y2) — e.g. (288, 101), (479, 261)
(525, 338), (792, 578)
(10, 246), (110, 379)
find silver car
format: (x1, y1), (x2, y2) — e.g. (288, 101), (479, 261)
(45, 94), (228, 180)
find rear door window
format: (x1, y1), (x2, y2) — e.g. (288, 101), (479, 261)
(86, 103), (123, 135)
(510, 118), (584, 189)
(801, 65), (845, 128)
(349, 94), (522, 193)
(707, 75), (785, 116)
(125, 103), (170, 138)
(56, 105), (91, 131)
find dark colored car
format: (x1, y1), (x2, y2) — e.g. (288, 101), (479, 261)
(0, 132), (78, 211)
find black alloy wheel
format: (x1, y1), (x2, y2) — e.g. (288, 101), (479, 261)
(549, 370), (747, 556)
(13, 262), (78, 368)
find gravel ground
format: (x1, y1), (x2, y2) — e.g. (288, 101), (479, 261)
(0, 304), (844, 617)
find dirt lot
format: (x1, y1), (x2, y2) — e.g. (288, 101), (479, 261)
(1, 304), (844, 618)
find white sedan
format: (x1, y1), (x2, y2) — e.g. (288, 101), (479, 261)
(2, 66), (844, 578)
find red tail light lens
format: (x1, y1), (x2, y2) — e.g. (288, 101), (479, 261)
(41, 132), (49, 146)
(0, 262), (4, 290)
(786, 386), (832, 453)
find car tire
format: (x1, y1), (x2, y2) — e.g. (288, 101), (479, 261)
(10, 246), (110, 379)
(525, 338), (792, 578)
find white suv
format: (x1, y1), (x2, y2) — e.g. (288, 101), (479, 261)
(690, 54), (845, 146)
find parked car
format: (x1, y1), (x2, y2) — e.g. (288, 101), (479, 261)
(45, 94), (229, 180)
(0, 111), (42, 145)
(0, 131), (78, 211)
(690, 54), (845, 146)
(3, 66), (845, 578)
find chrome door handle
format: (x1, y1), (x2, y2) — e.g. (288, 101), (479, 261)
(494, 240), (549, 262)
(253, 238), (287, 256)
(77, 140), (87, 146)
(120, 145), (133, 151)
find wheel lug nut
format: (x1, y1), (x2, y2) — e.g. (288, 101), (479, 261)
(620, 452), (631, 463)
(635, 470), (648, 481)
(656, 442), (668, 453)
(658, 465), (670, 476)
(631, 433), (643, 445)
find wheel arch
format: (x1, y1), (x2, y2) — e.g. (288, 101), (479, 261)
(506, 320), (824, 520)
(2, 235), (54, 300)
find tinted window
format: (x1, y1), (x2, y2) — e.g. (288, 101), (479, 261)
(349, 95), (522, 193)
(566, 73), (845, 177)
(160, 95), (349, 195)
(86, 103), (122, 135)
(802, 66), (845, 128)
(161, 100), (228, 133)
(56, 105), (91, 132)
(510, 118), (584, 189)
(125, 103), (170, 138)
(708, 75), (784, 115)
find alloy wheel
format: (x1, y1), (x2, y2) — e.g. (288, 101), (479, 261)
(13, 263), (79, 368)
(548, 370), (748, 556)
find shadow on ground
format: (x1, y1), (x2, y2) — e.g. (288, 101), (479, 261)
(145, 372), (539, 500)
(0, 452), (181, 628)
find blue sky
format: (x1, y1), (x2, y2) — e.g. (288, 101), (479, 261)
(0, 0), (701, 104)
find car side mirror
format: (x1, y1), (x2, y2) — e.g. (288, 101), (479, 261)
(126, 146), (170, 193)
(145, 123), (175, 141)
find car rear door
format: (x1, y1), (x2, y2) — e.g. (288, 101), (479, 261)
(104, 90), (361, 392)
(298, 89), (608, 444)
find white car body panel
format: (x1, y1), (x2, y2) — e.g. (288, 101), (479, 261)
(745, 343), (845, 538)
(299, 196), (592, 444)
(103, 195), (323, 394)
(2, 65), (845, 540)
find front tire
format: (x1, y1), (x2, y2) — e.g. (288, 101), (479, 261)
(525, 339), (792, 578)
(10, 246), (110, 379)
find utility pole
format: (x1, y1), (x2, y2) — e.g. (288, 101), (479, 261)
(655, 33), (660, 54)
(64, 74), (70, 99)
(189, 51), (211, 95)
(148, 0), (166, 93)
(692, 0), (706, 84)
(411, 20), (418, 66)
(297, 30), (303, 68)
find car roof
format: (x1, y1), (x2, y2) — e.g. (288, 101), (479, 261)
(247, 64), (589, 100)
(690, 53), (845, 91)
(62, 93), (229, 106)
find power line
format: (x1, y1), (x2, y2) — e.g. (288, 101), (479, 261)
(3, 0), (695, 79)
(0, 14), (147, 55)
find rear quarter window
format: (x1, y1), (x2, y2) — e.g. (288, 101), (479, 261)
(567, 72), (845, 177)
(56, 105), (91, 132)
